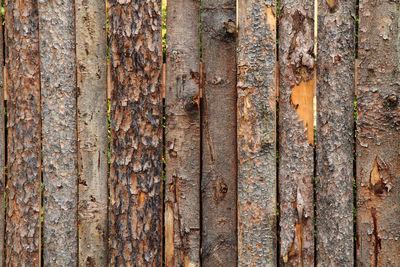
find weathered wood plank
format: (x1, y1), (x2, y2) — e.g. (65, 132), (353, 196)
(278, 0), (315, 265)
(164, 0), (200, 265)
(316, 0), (355, 265)
(76, 0), (108, 265)
(109, 0), (163, 265)
(356, 1), (400, 265)
(237, 0), (276, 265)
(5, 0), (41, 265)
(201, 0), (237, 265)
(39, 0), (78, 265)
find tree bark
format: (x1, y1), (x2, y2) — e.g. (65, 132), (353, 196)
(237, 0), (276, 266)
(356, 1), (400, 266)
(109, 0), (163, 265)
(316, 0), (355, 266)
(75, 0), (108, 266)
(201, 0), (237, 265)
(0, 15), (4, 267)
(39, 0), (78, 265)
(5, 0), (41, 265)
(278, 0), (315, 265)
(164, 0), (200, 265)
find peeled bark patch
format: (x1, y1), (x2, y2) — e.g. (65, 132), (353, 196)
(5, 0), (41, 265)
(237, 0), (276, 266)
(39, 0), (78, 265)
(356, 1), (400, 266)
(109, 0), (163, 265)
(316, 0), (355, 265)
(202, 0), (238, 265)
(164, 0), (201, 265)
(278, 0), (315, 266)
(76, 0), (108, 265)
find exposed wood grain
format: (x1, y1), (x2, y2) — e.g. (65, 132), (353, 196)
(356, 1), (400, 266)
(164, 0), (200, 265)
(316, 0), (355, 265)
(202, 0), (237, 265)
(278, 0), (315, 265)
(109, 0), (163, 265)
(75, 0), (108, 265)
(5, 0), (41, 265)
(39, 0), (78, 265)
(237, 0), (276, 265)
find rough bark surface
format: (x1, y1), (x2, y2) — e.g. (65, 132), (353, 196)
(0, 18), (4, 267)
(237, 0), (276, 266)
(39, 0), (78, 265)
(164, 0), (200, 266)
(316, 1), (355, 266)
(5, 0), (41, 265)
(76, 0), (108, 266)
(356, 1), (400, 266)
(109, 0), (163, 265)
(201, 0), (237, 265)
(278, 1), (315, 266)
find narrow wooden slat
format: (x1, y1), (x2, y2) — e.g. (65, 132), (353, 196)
(237, 0), (277, 265)
(75, 0), (108, 265)
(39, 0), (78, 265)
(5, 0), (41, 265)
(356, 1), (400, 265)
(278, 0), (315, 265)
(316, 0), (355, 265)
(0, 11), (5, 267)
(164, 0), (200, 265)
(109, 0), (163, 265)
(201, 0), (237, 265)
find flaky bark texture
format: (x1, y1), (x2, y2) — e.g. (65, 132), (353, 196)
(5, 0), (41, 265)
(0, 17), (4, 267)
(316, 1), (355, 266)
(237, 0), (276, 265)
(164, 0), (200, 266)
(109, 0), (163, 265)
(278, 1), (315, 266)
(356, 1), (400, 266)
(76, 0), (108, 266)
(201, 0), (237, 265)
(39, 0), (78, 265)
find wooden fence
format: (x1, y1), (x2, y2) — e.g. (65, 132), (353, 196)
(0, 0), (398, 266)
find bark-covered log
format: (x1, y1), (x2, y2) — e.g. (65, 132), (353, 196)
(356, 1), (400, 265)
(164, 0), (200, 265)
(39, 0), (78, 265)
(109, 0), (163, 265)
(316, 1), (355, 265)
(76, 0), (108, 265)
(5, 0), (41, 265)
(201, 0), (237, 265)
(237, 0), (276, 265)
(0, 16), (4, 267)
(278, 0), (315, 265)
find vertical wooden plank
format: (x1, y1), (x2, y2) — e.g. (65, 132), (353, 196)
(0, 13), (4, 267)
(237, 0), (276, 266)
(201, 0), (237, 265)
(5, 0), (41, 265)
(39, 0), (78, 265)
(164, 0), (200, 265)
(278, 0), (315, 265)
(75, 0), (108, 266)
(316, 0), (355, 265)
(356, 1), (400, 265)
(109, 0), (163, 265)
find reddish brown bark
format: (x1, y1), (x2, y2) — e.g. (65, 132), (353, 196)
(109, 0), (163, 265)
(237, 0), (277, 265)
(356, 1), (400, 266)
(278, 0), (315, 265)
(316, 0), (355, 265)
(5, 0), (41, 265)
(164, 0), (201, 265)
(201, 0), (237, 265)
